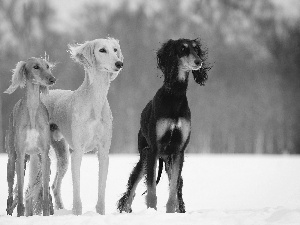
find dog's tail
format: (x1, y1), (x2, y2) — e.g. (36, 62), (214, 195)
(142, 158), (164, 195)
(156, 158), (164, 185)
(24, 156), (54, 215)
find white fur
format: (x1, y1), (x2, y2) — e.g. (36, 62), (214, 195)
(25, 129), (39, 150)
(42, 38), (123, 215)
(156, 118), (173, 141)
(156, 118), (190, 145)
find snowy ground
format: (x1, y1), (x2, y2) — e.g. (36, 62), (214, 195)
(0, 153), (300, 225)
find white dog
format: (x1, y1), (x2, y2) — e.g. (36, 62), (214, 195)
(41, 38), (123, 215)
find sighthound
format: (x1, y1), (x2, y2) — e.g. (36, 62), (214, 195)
(117, 38), (210, 213)
(41, 38), (123, 215)
(5, 57), (56, 217)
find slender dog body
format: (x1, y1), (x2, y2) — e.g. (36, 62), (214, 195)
(5, 58), (56, 216)
(42, 38), (123, 215)
(118, 38), (210, 213)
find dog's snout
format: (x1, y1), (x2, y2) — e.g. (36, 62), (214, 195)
(49, 76), (56, 84)
(194, 59), (202, 66)
(115, 61), (123, 69)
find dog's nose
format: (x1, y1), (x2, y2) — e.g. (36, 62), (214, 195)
(194, 59), (202, 66)
(49, 76), (56, 84)
(115, 61), (123, 69)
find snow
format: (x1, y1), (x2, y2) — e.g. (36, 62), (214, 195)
(0, 153), (300, 224)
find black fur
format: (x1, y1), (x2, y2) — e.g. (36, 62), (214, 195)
(117, 38), (210, 213)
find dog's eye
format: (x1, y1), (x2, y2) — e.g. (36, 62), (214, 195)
(181, 47), (186, 52)
(114, 48), (117, 52)
(33, 65), (40, 69)
(99, 48), (107, 53)
(194, 46), (200, 53)
(46, 64), (49, 69)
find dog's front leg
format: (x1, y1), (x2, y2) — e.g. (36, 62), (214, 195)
(166, 153), (184, 213)
(96, 139), (110, 215)
(16, 148), (25, 217)
(71, 149), (83, 215)
(25, 154), (39, 216)
(146, 148), (158, 210)
(41, 146), (51, 216)
(96, 100), (112, 215)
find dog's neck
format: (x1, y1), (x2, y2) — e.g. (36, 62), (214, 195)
(77, 68), (111, 104)
(163, 71), (189, 95)
(25, 81), (41, 129)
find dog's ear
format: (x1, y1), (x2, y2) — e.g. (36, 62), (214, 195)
(192, 67), (209, 86)
(109, 37), (124, 62)
(157, 39), (177, 76)
(192, 39), (211, 86)
(69, 41), (96, 68)
(4, 61), (27, 94)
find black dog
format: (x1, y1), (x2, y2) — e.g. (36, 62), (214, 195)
(117, 38), (210, 213)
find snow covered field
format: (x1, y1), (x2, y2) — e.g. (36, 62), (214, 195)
(0, 153), (300, 224)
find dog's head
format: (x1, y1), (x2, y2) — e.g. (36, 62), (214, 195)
(4, 57), (56, 94)
(157, 38), (210, 86)
(69, 37), (124, 81)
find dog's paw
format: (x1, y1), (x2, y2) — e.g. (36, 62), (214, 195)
(117, 194), (132, 213)
(6, 196), (14, 215)
(95, 202), (105, 215)
(177, 199), (186, 213)
(72, 201), (82, 215)
(146, 194), (157, 210)
(17, 203), (25, 217)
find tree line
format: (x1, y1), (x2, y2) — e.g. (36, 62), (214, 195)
(0, 0), (299, 154)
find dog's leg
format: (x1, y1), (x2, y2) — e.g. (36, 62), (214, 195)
(6, 152), (16, 215)
(117, 148), (147, 213)
(6, 128), (16, 215)
(25, 154), (40, 216)
(96, 101), (111, 215)
(71, 149), (83, 215)
(41, 145), (51, 216)
(96, 145), (110, 215)
(6, 114), (16, 215)
(146, 148), (158, 210)
(51, 136), (69, 210)
(165, 153), (184, 213)
(177, 175), (185, 213)
(16, 149), (25, 217)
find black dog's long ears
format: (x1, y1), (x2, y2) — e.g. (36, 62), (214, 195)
(192, 39), (211, 86)
(157, 40), (178, 82)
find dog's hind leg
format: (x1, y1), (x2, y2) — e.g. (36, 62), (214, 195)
(118, 130), (148, 213)
(51, 135), (69, 210)
(165, 153), (184, 213)
(71, 149), (84, 215)
(117, 148), (147, 213)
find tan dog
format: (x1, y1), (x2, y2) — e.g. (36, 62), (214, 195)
(42, 38), (123, 215)
(5, 57), (56, 216)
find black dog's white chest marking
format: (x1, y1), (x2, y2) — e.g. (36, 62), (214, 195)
(156, 118), (190, 144)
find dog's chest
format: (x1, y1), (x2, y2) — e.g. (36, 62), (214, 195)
(73, 106), (107, 152)
(25, 129), (40, 153)
(156, 118), (190, 144)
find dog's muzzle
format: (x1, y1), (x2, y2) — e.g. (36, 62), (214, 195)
(115, 61), (123, 69)
(194, 59), (202, 67)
